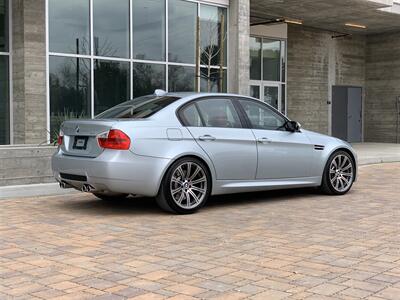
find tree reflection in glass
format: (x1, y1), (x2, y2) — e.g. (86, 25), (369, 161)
(169, 66), (195, 92)
(49, 56), (91, 137)
(94, 60), (130, 115)
(0, 0), (8, 52)
(132, 63), (165, 98)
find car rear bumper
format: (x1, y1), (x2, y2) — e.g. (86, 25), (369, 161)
(52, 149), (170, 197)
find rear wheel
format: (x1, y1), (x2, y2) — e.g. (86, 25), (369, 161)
(156, 157), (211, 214)
(93, 192), (129, 201)
(321, 151), (355, 195)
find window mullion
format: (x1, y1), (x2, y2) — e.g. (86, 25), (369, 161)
(90, 0), (94, 118)
(130, 0), (133, 99)
(165, 0), (169, 92)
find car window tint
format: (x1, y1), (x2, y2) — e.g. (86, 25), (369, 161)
(239, 99), (286, 130)
(181, 104), (203, 126)
(95, 96), (180, 119)
(196, 98), (242, 128)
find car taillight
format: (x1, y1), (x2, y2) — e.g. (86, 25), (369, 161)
(57, 130), (64, 146)
(98, 129), (131, 150)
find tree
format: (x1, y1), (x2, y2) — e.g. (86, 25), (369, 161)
(195, 13), (226, 93)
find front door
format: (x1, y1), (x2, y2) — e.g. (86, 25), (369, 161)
(237, 98), (314, 179)
(180, 98), (257, 180)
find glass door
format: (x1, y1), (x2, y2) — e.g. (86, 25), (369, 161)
(263, 84), (279, 109)
(250, 82), (282, 112)
(249, 36), (286, 114)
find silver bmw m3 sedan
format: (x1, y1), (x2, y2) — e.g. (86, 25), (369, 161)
(52, 91), (357, 214)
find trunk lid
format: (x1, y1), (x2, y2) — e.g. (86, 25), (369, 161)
(60, 120), (116, 157)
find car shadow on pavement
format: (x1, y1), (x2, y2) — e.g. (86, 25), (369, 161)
(207, 187), (321, 208)
(58, 187), (321, 215)
(58, 195), (162, 215)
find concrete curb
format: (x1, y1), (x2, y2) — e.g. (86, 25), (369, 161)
(358, 157), (400, 166)
(0, 183), (78, 200)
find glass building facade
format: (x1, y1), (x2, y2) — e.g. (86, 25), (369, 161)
(0, 0), (9, 145)
(48, 0), (228, 133)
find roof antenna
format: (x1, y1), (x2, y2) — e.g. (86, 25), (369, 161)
(154, 89), (167, 96)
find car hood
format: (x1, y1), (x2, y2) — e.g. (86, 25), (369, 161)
(302, 129), (334, 141)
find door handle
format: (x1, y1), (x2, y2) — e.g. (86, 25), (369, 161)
(257, 137), (271, 144)
(199, 135), (216, 141)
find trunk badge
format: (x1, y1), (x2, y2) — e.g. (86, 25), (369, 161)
(75, 125), (80, 133)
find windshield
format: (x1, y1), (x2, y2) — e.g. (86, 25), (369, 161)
(95, 95), (180, 119)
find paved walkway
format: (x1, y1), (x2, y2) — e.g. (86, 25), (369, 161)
(1, 163), (400, 299)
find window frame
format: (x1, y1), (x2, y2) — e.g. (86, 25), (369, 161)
(233, 97), (291, 132)
(177, 96), (248, 129)
(179, 102), (204, 127)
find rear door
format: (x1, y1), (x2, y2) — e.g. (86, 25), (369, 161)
(237, 98), (314, 179)
(180, 98), (257, 180)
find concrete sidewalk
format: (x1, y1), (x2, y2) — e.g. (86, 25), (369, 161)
(352, 143), (400, 165)
(0, 143), (399, 200)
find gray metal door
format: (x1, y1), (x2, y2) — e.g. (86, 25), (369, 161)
(332, 86), (362, 142)
(347, 87), (362, 142)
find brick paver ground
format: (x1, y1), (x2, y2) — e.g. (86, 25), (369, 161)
(1, 163), (400, 300)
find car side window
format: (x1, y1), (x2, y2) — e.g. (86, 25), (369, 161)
(180, 104), (203, 127)
(196, 98), (242, 128)
(238, 99), (286, 131)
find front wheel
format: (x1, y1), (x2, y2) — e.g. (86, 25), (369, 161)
(321, 151), (355, 195)
(156, 157), (211, 214)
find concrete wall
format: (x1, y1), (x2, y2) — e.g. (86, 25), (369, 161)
(286, 26), (330, 134)
(12, 0), (47, 145)
(287, 25), (366, 135)
(365, 32), (400, 143)
(0, 145), (55, 186)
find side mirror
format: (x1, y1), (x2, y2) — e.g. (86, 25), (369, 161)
(285, 120), (301, 132)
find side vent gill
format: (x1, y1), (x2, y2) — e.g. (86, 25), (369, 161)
(314, 145), (325, 151)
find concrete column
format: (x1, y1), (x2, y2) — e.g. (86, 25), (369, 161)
(228, 0), (250, 96)
(12, 0), (46, 145)
(327, 37), (337, 136)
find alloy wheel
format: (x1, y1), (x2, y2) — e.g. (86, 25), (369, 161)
(329, 154), (354, 192)
(170, 162), (207, 209)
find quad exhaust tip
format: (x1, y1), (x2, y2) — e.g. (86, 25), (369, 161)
(81, 184), (95, 193)
(59, 181), (71, 189)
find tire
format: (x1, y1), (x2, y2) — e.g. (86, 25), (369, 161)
(321, 150), (355, 195)
(156, 157), (211, 214)
(93, 192), (129, 201)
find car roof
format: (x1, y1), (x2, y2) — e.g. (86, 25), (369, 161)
(165, 92), (251, 99)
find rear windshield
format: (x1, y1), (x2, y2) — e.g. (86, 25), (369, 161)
(95, 95), (180, 119)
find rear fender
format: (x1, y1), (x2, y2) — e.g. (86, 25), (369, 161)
(156, 150), (217, 197)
